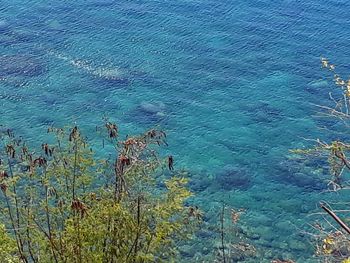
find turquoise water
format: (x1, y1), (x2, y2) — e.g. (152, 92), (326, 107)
(1, 0), (350, 261)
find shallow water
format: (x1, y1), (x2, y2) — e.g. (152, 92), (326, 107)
(1, 0), (350, 261)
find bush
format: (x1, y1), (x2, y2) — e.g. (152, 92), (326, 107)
(292, 59), (350, 262)
(0, 121), (201, 262)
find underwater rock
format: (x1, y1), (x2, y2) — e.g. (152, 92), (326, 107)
(249, 233), (261, 240)
(13, 30), (36, 43)
(0, 77), (28, 88)
(275, 221), (292, 232)
(254, 110), (280, 124)
(72, 60), (129, 85)
(309, 79), (329, 88)
(201, 246), (210, 255)
(0, 55), (45, 77)
(89, 0), (115, 7)
(139, 101), (166, 115)
(288, 172), (324, 191)
(271, 240), (288, 250)
(179, 245), (196, 258)
(40, 94), (61, 106)
(227, 242), (257, 261)
(90, 67), (129, 84)
(300, 203), (312, 214)
(287, 239), (305, 251)
(50, 52), (130, 85)
(255, 213), (272, 225)
(305, 79), (330, 100)
(189, 176), (212, 192)
(254, 226), (274, 242)
(275, 160), (325, 191)
(240, 225), (261, 240)
(46, 19), (65, 31)
(197, 229), (213, 239)
(215, 165), (251, 190)
(243, 101), (284, 124)
(120, 2), (148, 14)
(127, 101), (167, 125)
(36, 115), (55, 126)
(0, 34), (15, 46)
(0, 20), (9, 31)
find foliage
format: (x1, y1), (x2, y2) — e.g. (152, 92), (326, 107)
(291, 58), (350, 191)
(292, 59), (350, 262)
(316, 231), (350, 258)
(0, 121), (201, 263)
(0, 224), (19, 262)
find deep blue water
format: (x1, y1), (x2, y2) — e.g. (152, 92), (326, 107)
(1, 0), (350, 261)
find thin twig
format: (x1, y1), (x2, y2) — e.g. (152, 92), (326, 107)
(221, 202), (226, 263)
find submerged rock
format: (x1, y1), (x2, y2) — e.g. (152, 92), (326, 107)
(309, 79), (329, 88)
(50, 51), (130, 85)
(287, 172), (324, 191)
(274, 160), (326, 191)
(0, 34), (16, 47)
(36, 115), (55, 126)
(46, 19), (65, 31)
(0, 55), (45, 77)
(0, 77), (28, 88)
(179, 245), (196, 258)
(89, 0), (115, 7)
(305, 79), (331, 100)
(139, 101), (166, 115)
(91, 67), (129, 84)
(0, 20), (9, 31)
(215, 165), (251, 190)
(243, 101), (284, 124)
(189, 175), (212, 192)
(287, 239), (305, 251)
(128, 101), (168, 125)
(40, 94), (61, 106)
(71, 59), (130, 85)
(196, 229), (213, 239)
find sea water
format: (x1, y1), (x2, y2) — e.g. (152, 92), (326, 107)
(1, 0), (350, 262)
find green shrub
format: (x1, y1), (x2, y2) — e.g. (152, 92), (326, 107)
(0, 122), (201, 263)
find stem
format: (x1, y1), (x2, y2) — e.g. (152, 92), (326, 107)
(221, 203), (226, 263)
(45, 185), (59, 263)
(114, 158), (122, 202)
(1, 139), (28, 262)
(72, 140), (78, 200)
(143, 234), (154, 262)
(65, 173), (69, 192)
(26, 204), (37, 263)
(76, 216), (82, 263)
(102, 217), (111, 263)
(58, 201), (67, 263)
(135, 196), (141, 256)
(13, 185), (27, 262)
(32, 217), (65, 262)
(4, 192), (27, 262)
(126, 197), (142, 261)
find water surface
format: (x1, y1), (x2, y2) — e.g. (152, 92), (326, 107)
(1, 0), (350, 261)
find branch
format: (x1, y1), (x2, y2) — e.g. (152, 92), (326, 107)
(320, 202), (350, 235)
